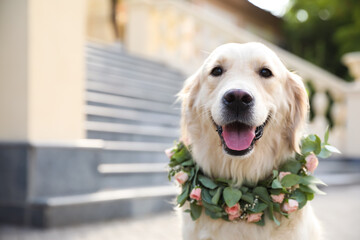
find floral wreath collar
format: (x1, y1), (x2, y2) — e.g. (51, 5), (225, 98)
(166, 129), (339, 226)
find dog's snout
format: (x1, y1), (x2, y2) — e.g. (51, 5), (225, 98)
(223, 89), (254, 110)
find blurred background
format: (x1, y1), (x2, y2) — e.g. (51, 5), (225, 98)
(0, 0), (360, 239)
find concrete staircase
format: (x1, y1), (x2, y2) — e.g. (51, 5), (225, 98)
(84, 42), (183, 194)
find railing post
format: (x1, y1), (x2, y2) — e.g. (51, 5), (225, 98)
(343, 52), (360, 158)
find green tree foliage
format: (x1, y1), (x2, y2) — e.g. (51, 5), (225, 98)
(283, 0), (360, 81)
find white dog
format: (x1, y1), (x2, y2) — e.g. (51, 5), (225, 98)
(178, 42), (321, 240)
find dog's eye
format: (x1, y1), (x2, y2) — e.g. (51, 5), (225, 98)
(259, 68), (273, 78)
(210, 66), (223, 77)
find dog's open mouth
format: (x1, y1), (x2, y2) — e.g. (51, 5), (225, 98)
(213, 117), (269, 156)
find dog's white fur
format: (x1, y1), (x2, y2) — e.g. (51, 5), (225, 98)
(178, 43), (321, 240)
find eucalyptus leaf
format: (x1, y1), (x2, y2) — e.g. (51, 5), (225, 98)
(181, 159), (194, 167)
(301, 134), (321, 154)
(292, 190), (307, 209)
(280, 160), (302, 174)
(300, 175), (327, 186)
(324, 145), (341, 154)
(204, 208), (223, 219)
(299, 184), (326, 195)
(281, 174), (301, 188)
(177, 184), (190, 206)
(241, 192), (254, 203)
(201, 188), (213, 204)
(255, 215), (265, 226)
(267, 203), (280, 226)
(271, 179), (282, 189)
(318, 147), (332, 158)
(324, 126), (329, 144)
(215, 178), (233, 185)
(190, 202), (202, 220)
(211, 188), (222, 205)
(273, 170), (279, 178)
(223, 187), (242, 207)
(250, 203), (268, 213)
(202, 201), (223, 213)
(253, 186), (271, 203)
(198, 175), (217, 189)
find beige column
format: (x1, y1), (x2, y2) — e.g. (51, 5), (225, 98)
(0, 0), (86, 141)
(343, 52), (360, 157)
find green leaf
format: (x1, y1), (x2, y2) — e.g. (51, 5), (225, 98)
(271, 179), (282, 189)
(223, 187), (242, 207)
(241, 192), (254, 203)
(305, 192), (315, 201)
(307, 184), (326, 195)
(268, 203), (280, 226)
(181, 159), (194, 167)
(255, 215), (265, 226)
(273, 170), (279, 178)
(173, 147), (190, 164)
(190, 202), (202, 220)
(292, 190), (307, 209)
(324, 126), (329, 144)
(253, 186), (271, 203)
(318, 147), (332, 158)
(215, 178), (233, 185)
(204, 208), (223, 219)
(300, 175), (327, 186)
(198, 175), (217, 189)
(201, 188), (213, 204)
(250, 203), (268, 213)
(240, 186), (249, 193)
(299, 184), (326, 195)
(324, 145), (341, 154)
(211, 188), (222, 205)
(281, 174), (301, 188)
(269, 189), (282, 195)
(301, 134), (321, 155)
(177, 184), (189, 206)
(202, 201), (223, 213)
(280, 160), (302, 174)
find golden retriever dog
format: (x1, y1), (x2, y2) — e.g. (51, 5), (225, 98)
(178, 42), (321, 240)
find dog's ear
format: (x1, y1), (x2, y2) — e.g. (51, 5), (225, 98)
(285, 72), (309, 153)
(178, 68), (202, 111)
(178, 68), (202, 140)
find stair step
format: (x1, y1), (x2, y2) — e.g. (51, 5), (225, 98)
(87, 72), (180, 94)
(86, 121), (179, 138)
(87, 62), (183, 89)
(87, 81), (177, 104)
(86, 105), (179, 127)
(86, 55), (184, 84)
(30, 185), (177, 227)
(86, 92), (180, 115)
(98, 163), (167, 174)
(86, 44), (182, 76)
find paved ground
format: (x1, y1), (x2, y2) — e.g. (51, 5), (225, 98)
(1, 185), (359, 240)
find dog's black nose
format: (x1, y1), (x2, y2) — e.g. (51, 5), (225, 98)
(223, 89), (254, 111)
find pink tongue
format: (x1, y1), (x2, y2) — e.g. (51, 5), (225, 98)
(222, 123), (256, 151)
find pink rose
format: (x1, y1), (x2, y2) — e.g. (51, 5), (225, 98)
(279, 171), (291, 181)
(174, 171), (189, 185)
(247, 212), (263, 223)
(228, 212), (241, 221)
(164, 147), (175, 159)
(282, 199), (299, 213)
(305, 153), (319, 173)
(190, 188), (202, 201)
(225, 203), (242, 221)
(271, 193), (285, 203)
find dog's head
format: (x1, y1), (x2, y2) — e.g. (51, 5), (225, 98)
(179, 43), (308, 180)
